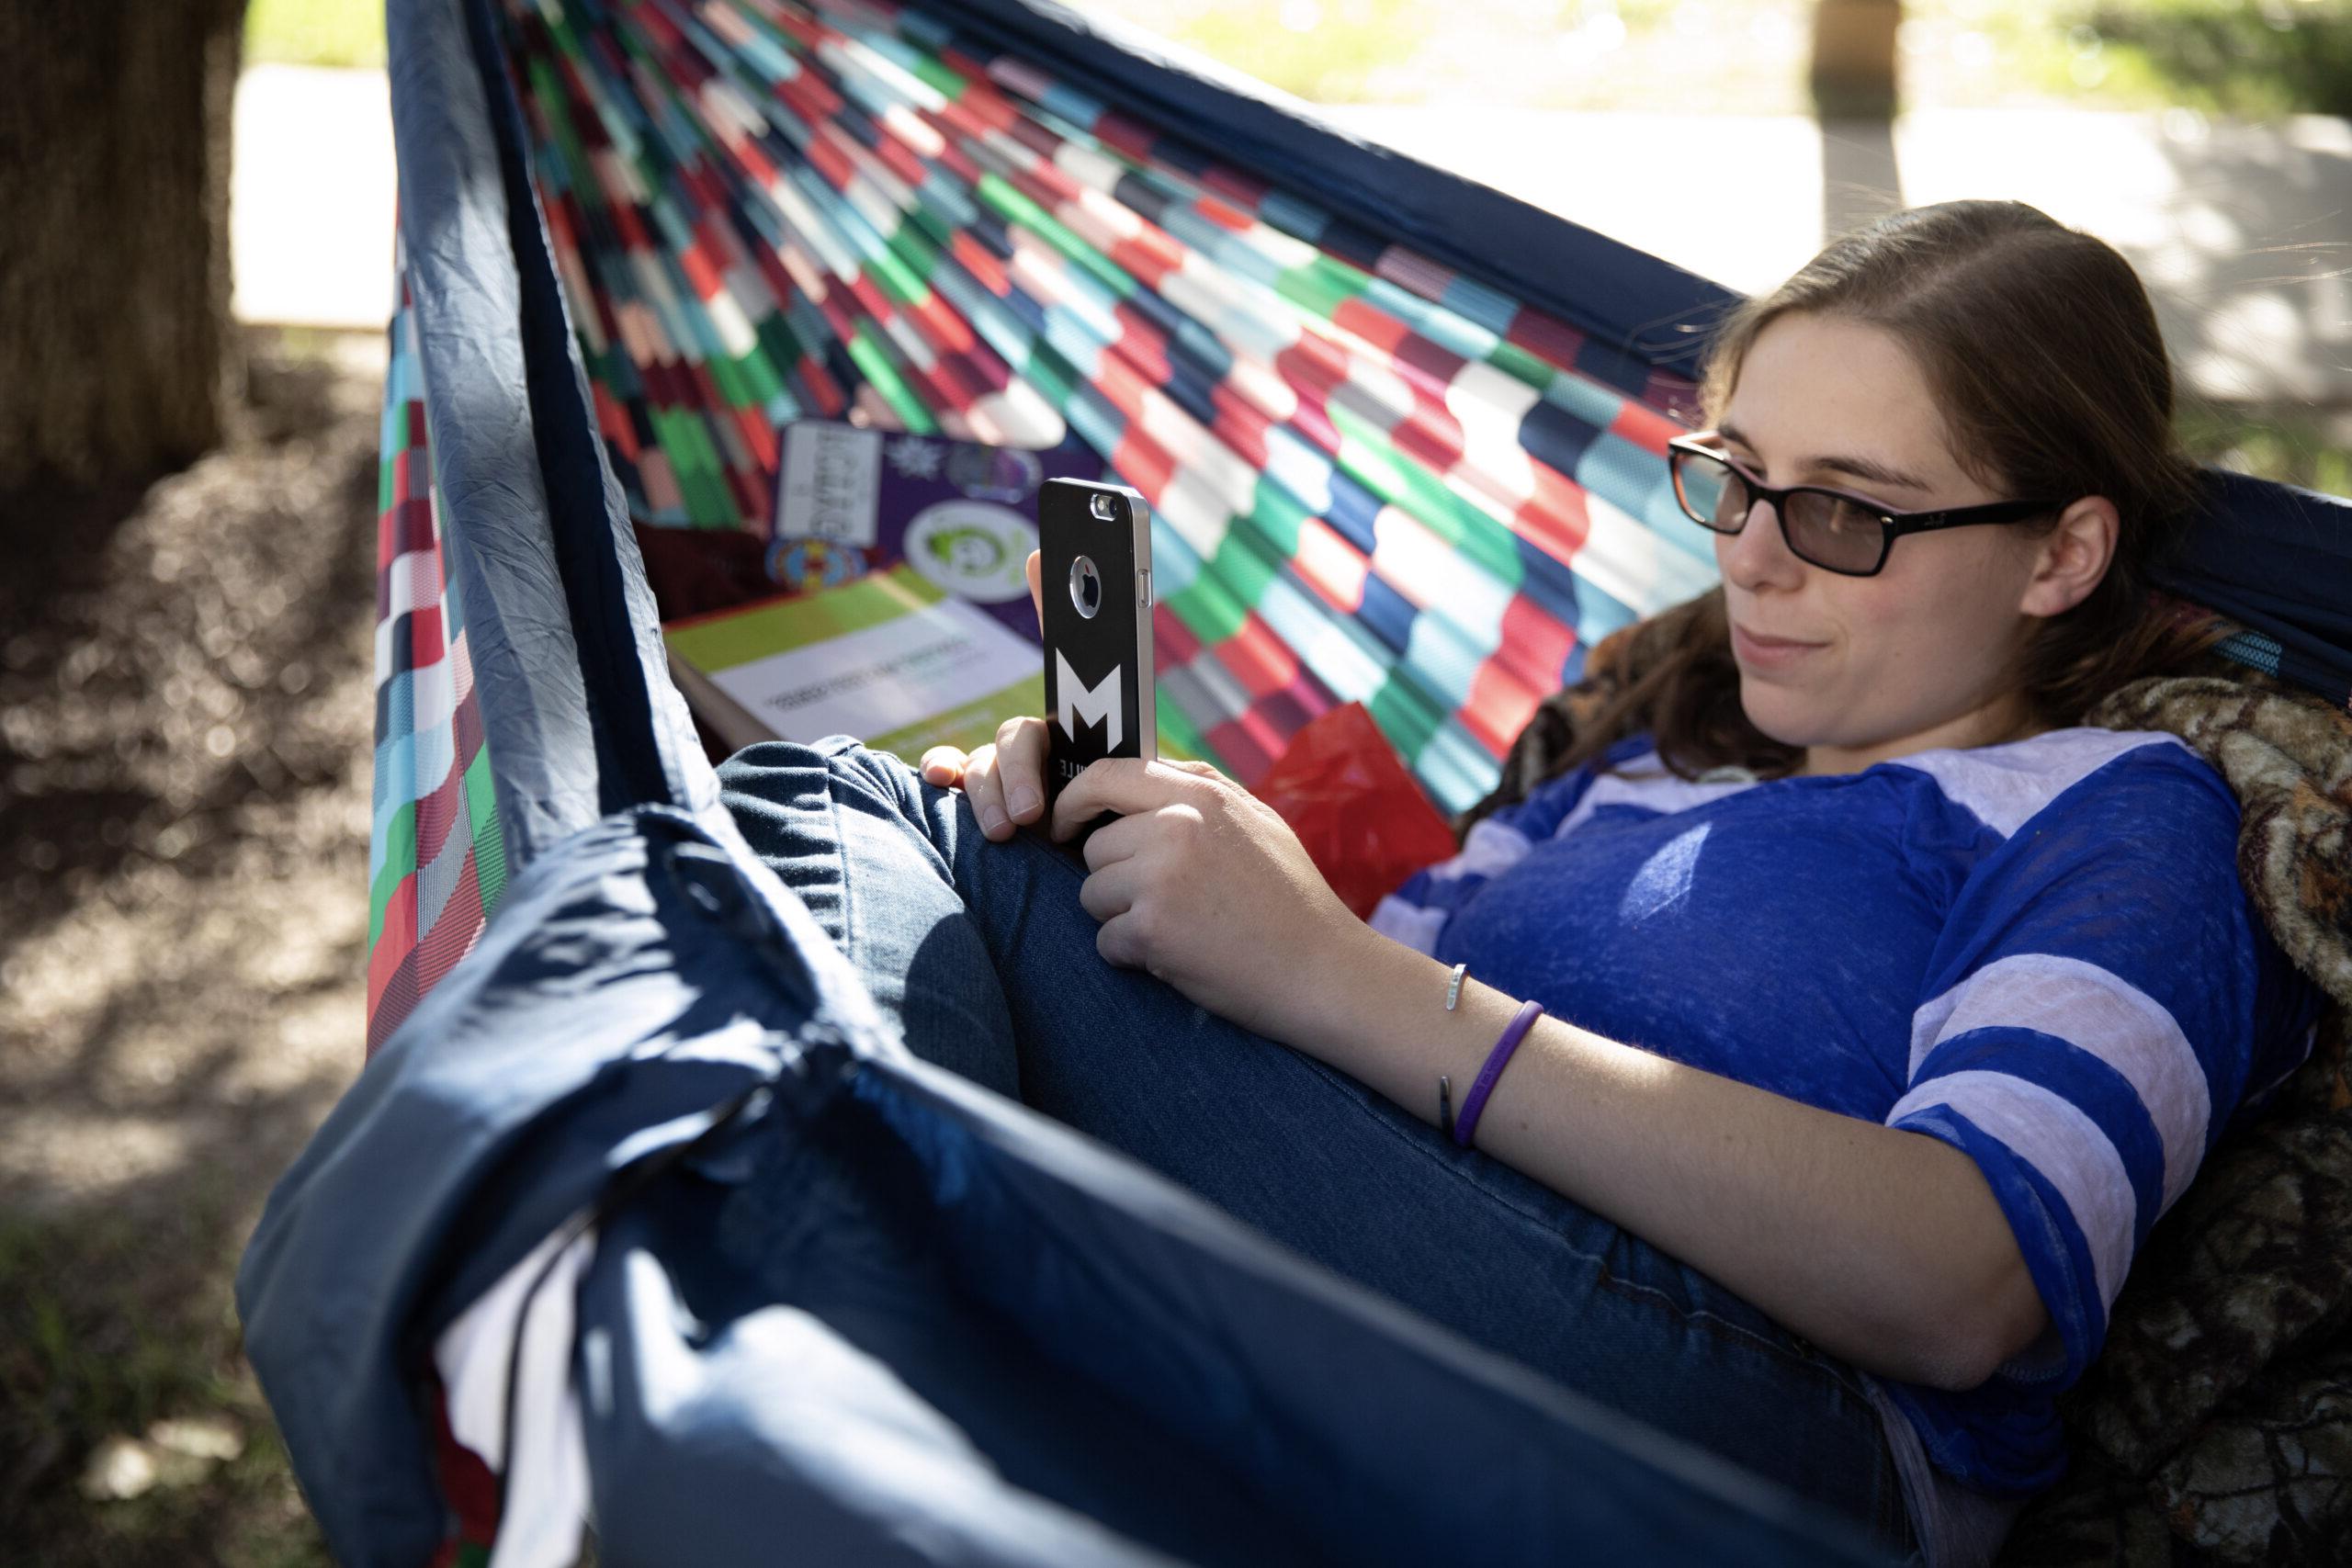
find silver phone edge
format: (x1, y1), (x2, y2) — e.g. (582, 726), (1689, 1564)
(1129, 494), (1157, 763)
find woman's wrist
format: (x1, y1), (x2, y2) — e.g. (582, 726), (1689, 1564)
(1277, 920), (1530, 1122)
(1234, 912), (1362, 1057)
(1269, 916), (1396, 1066)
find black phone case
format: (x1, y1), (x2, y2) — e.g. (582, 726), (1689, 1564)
(1037, 478), (1155, 840)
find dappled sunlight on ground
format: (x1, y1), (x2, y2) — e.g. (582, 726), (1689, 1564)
(0, 328), (381, 1564)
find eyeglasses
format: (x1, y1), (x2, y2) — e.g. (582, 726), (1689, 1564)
(1665, 434), (2064, 578)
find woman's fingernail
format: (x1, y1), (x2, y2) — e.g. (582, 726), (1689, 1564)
(979, 806), (1008, 836)
(1009, 784), (1039, 818)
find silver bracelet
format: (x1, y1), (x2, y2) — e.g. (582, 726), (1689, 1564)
(1437, 963), (1468, 1136)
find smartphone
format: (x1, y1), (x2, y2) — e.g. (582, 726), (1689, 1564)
(1037, 478), (1156, 841)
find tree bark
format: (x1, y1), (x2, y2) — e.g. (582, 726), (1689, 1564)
(0, 0), (251, 492)
(1810, 0), (1902, 119)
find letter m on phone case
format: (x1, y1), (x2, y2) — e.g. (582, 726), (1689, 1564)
(1054, 649), (1123, 752)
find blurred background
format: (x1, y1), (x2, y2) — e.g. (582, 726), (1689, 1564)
(2, 0), (2344, 1559)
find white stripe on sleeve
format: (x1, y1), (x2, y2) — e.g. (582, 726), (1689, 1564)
(1908, 953), (2211, 1214)
(1369, 895), (1449, 955)
(1888, 729), (2186, 837)
(1888, 1068), (2135, 1312)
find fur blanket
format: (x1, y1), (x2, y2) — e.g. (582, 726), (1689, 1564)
(1463, 603), (2352, 1564)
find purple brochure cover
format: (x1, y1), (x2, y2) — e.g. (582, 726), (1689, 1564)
(768, 421), (1107, 646)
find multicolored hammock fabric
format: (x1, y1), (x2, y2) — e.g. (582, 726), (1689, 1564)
(368, 257), (510, 1048)
(512, 0), (1727, 776)
(367, 0), (1726, 1048)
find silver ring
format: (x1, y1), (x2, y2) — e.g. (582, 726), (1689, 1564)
(1444, 962), (1467, 1011)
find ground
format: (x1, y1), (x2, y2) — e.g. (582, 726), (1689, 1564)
(0, 327), (379, 1566)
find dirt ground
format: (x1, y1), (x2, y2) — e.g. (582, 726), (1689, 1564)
(0, 326), (383, 1565)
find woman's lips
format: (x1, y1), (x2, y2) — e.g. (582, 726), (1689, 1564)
(1730, 622), (1826, 671)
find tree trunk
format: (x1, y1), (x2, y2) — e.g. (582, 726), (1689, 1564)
(0, 0), (251, 493)
(1811, 0), (1902, 119)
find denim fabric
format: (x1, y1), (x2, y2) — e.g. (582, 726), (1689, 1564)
(718, 734), (1923, 1560)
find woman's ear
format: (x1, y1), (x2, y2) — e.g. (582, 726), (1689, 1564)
(2018, 496), (2119, 619)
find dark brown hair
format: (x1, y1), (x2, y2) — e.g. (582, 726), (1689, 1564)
(1476, 199), (2234, 814)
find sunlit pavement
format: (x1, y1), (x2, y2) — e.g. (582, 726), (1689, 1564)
(233, 62), (2349, 409)
(232, 65), (395, 333)
(1322, 104), (2352, 410)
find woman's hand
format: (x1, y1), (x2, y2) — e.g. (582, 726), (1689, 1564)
(917, 544), (1362, 1035)
(1047, 754), (1365, 1043)
(922, 715), (1052, 840)
(919, 549), (1047, 840)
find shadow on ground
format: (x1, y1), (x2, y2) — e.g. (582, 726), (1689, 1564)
(2145, 116), (2352, 411)
(0, 326), (386, 1565)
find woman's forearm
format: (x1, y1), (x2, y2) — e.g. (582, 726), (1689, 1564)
(1270, 922), (2048, 1392)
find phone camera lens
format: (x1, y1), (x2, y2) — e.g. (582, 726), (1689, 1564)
(1088, 492), (1118, 522)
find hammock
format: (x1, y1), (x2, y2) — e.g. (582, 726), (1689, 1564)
(253, 0), (2352, 1559)
(362, 0), (2352, 1055)
(358, 0), (1769, 1048)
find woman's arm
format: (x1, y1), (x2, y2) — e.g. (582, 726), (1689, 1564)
(1275, 919), (2050, 1393)
(943, 710), (2052, 1394)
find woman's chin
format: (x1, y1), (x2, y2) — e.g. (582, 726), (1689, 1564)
(1736, 685), (1828, 752)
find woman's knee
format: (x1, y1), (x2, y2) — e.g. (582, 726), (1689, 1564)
(721, 735), (947, 853)
(718, 735), (1020, 1091)
(719, 733), (910, 803)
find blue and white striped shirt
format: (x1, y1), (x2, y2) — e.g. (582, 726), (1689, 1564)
(1371, 727), (2323, 1496)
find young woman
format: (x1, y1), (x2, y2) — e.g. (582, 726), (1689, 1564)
(717, 200), (2324, 1566)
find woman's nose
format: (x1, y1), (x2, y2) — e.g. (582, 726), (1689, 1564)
(1717, 495), (1805, 587)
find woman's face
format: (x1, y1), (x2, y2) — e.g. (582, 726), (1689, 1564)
(1709, 312), (2058, 771)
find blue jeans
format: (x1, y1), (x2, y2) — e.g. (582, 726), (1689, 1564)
(718, 735), (1922, 1559)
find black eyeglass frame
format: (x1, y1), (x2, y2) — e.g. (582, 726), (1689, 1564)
(1665, 434), (2067, 578)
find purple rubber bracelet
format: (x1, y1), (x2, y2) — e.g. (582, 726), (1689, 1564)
(1452, 999), (1545, 1149)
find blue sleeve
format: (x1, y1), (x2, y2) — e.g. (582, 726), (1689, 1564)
(1883, 743), (2321, 1421)
(1366, 735), (1649, 954)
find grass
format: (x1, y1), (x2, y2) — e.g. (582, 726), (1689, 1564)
(243, 0), (2351, 116)
(2178, 401), (2352, 496)
(1091, 0), (2352, 116)
(244, 0), (384, 71)
(0, 1203), (331, 1567)
(2081, 0), (2352, 120)
(1172, 0), (1438, 103)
